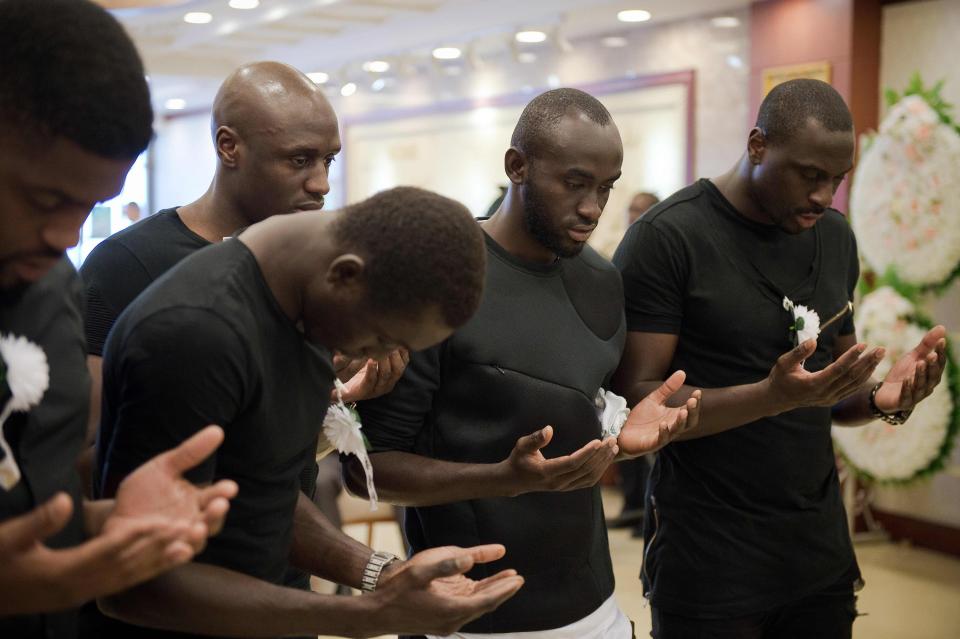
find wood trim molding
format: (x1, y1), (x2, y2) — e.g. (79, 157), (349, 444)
(868, 508), (960, 557)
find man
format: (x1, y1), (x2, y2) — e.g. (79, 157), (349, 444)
(608, 190), (660, 537)
(612, 78), (947, 638)
(351, 89), (700, 638)
(0, 0), (237, 635)
(626, 191), (658, 226)
(94, 187), (525, 638)
(122, 201), (141, 224)
(81, 60), (403, 438)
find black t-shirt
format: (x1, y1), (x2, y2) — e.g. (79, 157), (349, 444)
(0, 259), (89, 639)
(612, 179), (860, 618)
(79, 207), (318, 596)
(94, 240), (334, 639)
(359, 231), (626, 633)
(80, 208), (209, 357)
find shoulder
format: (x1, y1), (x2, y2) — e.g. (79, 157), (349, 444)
(638, 182), (713, 234)
(116, 305), (246, 364)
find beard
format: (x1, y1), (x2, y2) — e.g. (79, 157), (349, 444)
(521, 180), (582, 258)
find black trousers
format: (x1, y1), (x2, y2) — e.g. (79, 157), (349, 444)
(650, 576), (858, 639)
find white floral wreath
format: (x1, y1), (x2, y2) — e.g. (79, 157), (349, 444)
(850, 94), (960, 289)
(831, 287), (957, 483)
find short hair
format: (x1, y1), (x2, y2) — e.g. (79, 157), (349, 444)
(756, 79), (852, 145)
(511, 88), (613, 159)
(334, 187), (486, 328)
(0, 0), (153, 159)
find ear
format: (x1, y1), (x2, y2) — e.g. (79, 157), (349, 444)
(504, 147), (528, 185)
(747, 127), (766, 165)
(326, 254), (366, 289)
(216, 126), (241, 168)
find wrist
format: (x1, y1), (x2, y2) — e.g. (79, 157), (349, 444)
(869, 382), (912, 425)
(493, 459), (527, 498)
(360, 550), (399, 592)
(759, 378), (794, 416)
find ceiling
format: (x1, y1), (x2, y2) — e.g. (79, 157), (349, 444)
(102, 0), (753, 113)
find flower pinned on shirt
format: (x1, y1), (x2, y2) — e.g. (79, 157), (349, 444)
(0, 334), (50, 490)
(321, 379), (378, 510)
(783, 296), (821, 346)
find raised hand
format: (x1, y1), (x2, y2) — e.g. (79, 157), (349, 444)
(765, 339), (885, 412)
(332, 349), (410, 403)
(0, 492), (193, 615)
(499, 425), (618, 496)
(108, 425), (238, 554)
(618, 370), (701, 455)
(370, 544), (524, 637)
(874, 325), (948, 414)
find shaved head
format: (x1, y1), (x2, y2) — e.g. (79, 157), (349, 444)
(208, 61), (341, 225)
(212, 61), (334, 140)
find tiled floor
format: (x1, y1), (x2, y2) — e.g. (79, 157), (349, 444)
(320, 490), (960, 639)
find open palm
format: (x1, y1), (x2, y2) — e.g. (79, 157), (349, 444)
(618, 371), (701, 456)
(108, 426), (238, 550)
(875, 325), (947, 413)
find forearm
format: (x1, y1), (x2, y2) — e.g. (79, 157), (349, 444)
(624, 379), (787, 441)
(98, 561), (377, 638)
(831, 379), (879, 426)
(347, 452), (518, 507)
(288, 492), (372, 588)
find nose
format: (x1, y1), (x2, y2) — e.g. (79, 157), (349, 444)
(809, 181), (834, 210)
(304, 164), (331, 197)
(41, 209), (87, 254)
(577, 192), (603, 223)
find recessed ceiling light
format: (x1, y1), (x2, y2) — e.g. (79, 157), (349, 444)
(711, 16), (740, 28)
(362, 60), (390, 73)
(340, 82), (357, 97)
(307, 72), (329, 84)
(165, 98), (186, 110)
(602, 36), (628, 48)
(371, 78), (386, 91)
(517, 52), (538, 64)
(183, 12), (212, 24)
(432, 47), (462, 60)
(228, 0), (259, 9)
(515, 30), (547, 44)
(617, 9), (651, 23)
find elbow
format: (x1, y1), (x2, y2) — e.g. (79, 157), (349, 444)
(341, 456), (370, 498)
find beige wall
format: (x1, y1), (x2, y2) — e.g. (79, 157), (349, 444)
(871, 0), (960, 527)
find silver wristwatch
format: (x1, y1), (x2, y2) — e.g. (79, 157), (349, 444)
(360, 550), (399, 592)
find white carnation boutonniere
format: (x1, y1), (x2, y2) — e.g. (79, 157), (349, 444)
(0, 334), (50, 490)
(595, 388), (629, 439)
(783, 296), (822, 346)
(322, 379), (379, 510)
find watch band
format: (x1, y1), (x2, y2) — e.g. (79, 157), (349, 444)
(868, 381), (912, 425)
(361, 550), (399, 592)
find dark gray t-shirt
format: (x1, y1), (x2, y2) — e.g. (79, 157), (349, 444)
(359, 231), (626, 633)
(613, 179), (860, 618)
(0, 258), (89, 639)
(95, 240), (334, 639)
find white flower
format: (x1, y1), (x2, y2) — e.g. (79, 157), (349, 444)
(0, 334), (49, 411)
(832, 288), (955, 482)
(595, 389), (629, 439)
(783, 296), (821, 345)
(0, 334), (50, 490)
(322, 379), (379, 510)
(851, 95), (960, 287)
